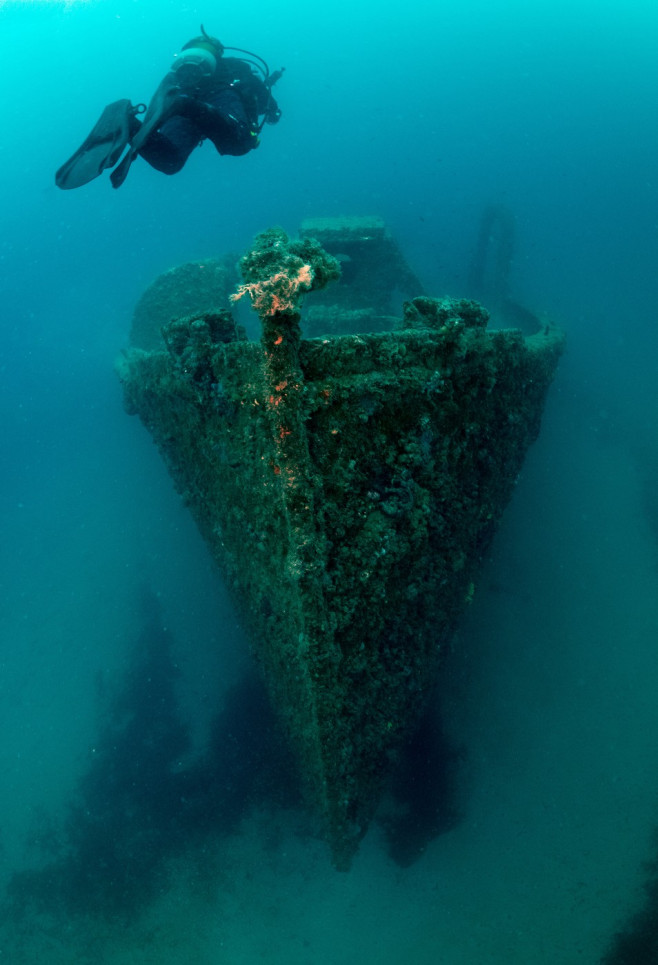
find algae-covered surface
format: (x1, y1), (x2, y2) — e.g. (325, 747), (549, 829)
(117, 229), (564, 867)
(130, 256), (238, 350)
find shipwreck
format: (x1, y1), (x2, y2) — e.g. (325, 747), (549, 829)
(117, 219), (564, 869)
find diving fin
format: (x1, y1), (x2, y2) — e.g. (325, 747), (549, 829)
(55, 99), (137, 190)
(110, 75), (182, 189)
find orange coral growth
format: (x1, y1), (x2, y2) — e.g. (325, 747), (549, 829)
(230, 264), (314, 317)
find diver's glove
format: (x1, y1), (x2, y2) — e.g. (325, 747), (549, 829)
(265, 104), (281, 125)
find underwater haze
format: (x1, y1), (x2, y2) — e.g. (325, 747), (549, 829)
(1, 0), (658, 962)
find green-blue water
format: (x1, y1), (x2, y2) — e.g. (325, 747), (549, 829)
(1, 1), (657, 961)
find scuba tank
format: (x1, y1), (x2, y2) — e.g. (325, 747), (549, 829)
(170, 25), (224, 91)
(170, 45), (217, 90)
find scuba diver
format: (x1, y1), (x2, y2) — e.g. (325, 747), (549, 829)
(56, 26), (283, 190)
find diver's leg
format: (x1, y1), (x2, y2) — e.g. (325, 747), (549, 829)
(137, 116), (201, 175)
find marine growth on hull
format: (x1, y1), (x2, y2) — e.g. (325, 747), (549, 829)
(117, 218), (565, 868)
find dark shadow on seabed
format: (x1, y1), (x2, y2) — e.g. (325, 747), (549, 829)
(1, 586), (301, 925)
(1, 583), (465, 937)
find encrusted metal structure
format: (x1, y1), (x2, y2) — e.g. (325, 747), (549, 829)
(117, 227), (564, 868)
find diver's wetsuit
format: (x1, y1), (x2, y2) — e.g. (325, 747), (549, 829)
(55, 32), (283, 191)
(138, 56), (280, 175)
